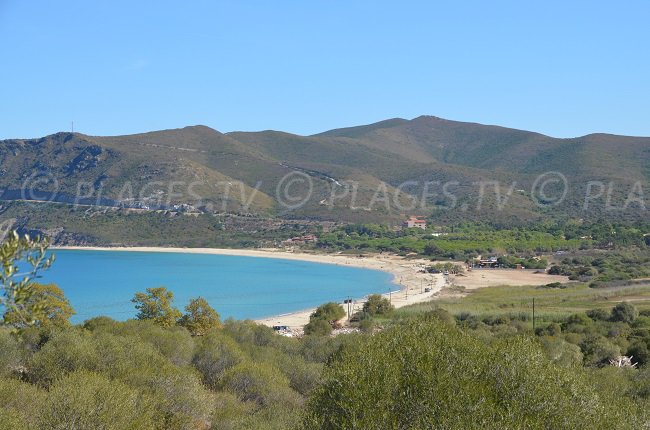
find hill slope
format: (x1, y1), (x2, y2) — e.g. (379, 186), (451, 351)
(2, 116), (649, 225)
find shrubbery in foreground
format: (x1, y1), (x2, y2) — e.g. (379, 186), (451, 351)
(304, 316), (646, 429)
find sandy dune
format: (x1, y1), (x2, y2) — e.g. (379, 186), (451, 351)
(449, 268), (568, 290)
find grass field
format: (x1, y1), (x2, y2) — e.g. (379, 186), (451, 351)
(396, 282), (650, 324)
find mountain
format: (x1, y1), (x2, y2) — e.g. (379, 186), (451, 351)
(2, 116), (650, 227)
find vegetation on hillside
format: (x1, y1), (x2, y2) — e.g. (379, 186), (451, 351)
(304, 316), (645, 429)
(2, 201), (323, 247)
(317, 220), (649, 259)
(3, 116), (650, 223)
(2, 230), (650, 428)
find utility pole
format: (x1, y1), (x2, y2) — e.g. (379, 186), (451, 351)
(344, 297), (351, 321)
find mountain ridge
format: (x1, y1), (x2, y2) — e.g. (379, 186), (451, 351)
(2, 116), (649, 224)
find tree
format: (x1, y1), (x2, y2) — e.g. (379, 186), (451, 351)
(304, 302), (346, 336)
(611, 302), (638, 323)
(423, 242), (442, 256)
(0, 231), (55, 330)
(131, 287), (181, 328)
(362, 294), (394, 317)
(3, 283), (74, 330)
(310, 302), (345, 325)
(178, 297), (221, 336)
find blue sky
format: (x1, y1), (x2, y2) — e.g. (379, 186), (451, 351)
(1, 1), (649, 139)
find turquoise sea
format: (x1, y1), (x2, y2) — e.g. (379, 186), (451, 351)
(38, 250), (397, 323)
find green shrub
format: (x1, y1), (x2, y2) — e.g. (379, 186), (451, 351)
(38, 371), (156, 430)
(304, 318), (333, 336)
(586, 308), (611, 321)
(192, 332), (245, 390)
(0, 329), (20, 377)
(220, 361), (300, 408)
(362, 294), (394, 316)
(611, 302), (639, 324)
(0, 378), (46, 428)
(304, 316), (628, 429)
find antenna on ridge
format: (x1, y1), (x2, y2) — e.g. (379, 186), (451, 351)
(71, 121), (74, 133)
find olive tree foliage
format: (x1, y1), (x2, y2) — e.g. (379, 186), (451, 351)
(3, 284), (74, 331)
(178, 296), (222, 336)
(303, 316), (637, 429)
(131, 287), (181, 328)
(0, 231), (56, 329)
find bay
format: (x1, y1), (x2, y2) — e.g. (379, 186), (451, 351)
(37, 250), (396, 323)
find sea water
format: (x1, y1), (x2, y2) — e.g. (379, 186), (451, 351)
(37, 250), (397, 323)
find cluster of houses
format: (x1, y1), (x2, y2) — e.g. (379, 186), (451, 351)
(469, 256), (526, 270)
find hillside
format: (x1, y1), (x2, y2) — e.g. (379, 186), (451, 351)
(1, 116), (649, 233)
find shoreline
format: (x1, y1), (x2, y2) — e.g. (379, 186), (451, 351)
(51, 246), (444, 328)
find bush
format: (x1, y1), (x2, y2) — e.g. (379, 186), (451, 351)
(0, 378), (46, 428)
(192, 332), (245, 390)
(310, 303), (345, 324)
(0, 329), (20, 377)
(628, 341), (650, 367)
(545, 322), (562, 336)
(358, 318), (376, 332)
(143, 367), (215, 429)
(27, 330), (99, 386)
(611, 302), (639, 324)
(580, 335), (621, 366)
(539, 336), (583, 367)
(220, 361), (300, 408)
(586, 308), (611, 321)
(362, 294), (394, 317)
(304, 318), (333, 336)
(304, 302), (346, 336)
(38, 371), (156, 429)
(425, 308), (456, 326)
(95, 320), (195, 367)
(304, 316), (629, 429)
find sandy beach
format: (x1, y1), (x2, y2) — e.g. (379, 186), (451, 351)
(448, 268), (568, 290)
(53, 246), (444, 328)
(53, 246), (567, 330)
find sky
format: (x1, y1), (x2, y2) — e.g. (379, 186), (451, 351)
(1, 1), (649, 139)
